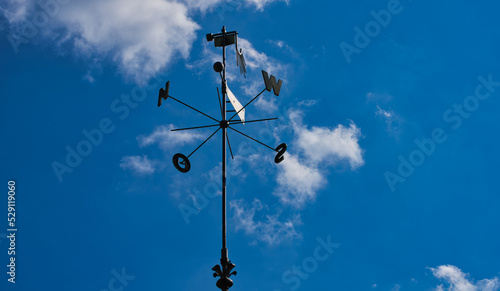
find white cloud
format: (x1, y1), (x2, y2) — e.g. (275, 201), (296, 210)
(274, 153), (325, 207)
(138, 124), (205, 150)
(271, 108), (364, 209)
(61, 0), (199, 84)
(2, 0), (200, 84)
(230, 198), (302, 246)
(120, 155), (157, 174)
(292, 110), (364, 169)
(430, 265), (500, 291)
(1, 0), (288, 84)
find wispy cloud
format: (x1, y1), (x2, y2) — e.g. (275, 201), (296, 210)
(430, 265), (500, 291)
(244, 0), (289, 11)
(267, 39), (290, 50)
(138, 124), (204, 150)
(184, 0), (288, 12)
(230, 198), (302, 246)
(375, 105), (400, 134)
(183, 0), (228, 12)
(367, 92), (402, 137)
(297, 99), (318, 107)
(120, 155), (157, 175)
(366, 92), (393, 102)
(376, 105), (393, 120)
(83, 71), (95, 83)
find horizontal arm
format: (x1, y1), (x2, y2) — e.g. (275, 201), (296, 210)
(229, 117), (278, 126)
(171, 124), (220, 132)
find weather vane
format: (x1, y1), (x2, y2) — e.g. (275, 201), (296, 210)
(157, 26), (287, 291)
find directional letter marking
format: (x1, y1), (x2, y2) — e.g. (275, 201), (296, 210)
(262, 70), (283, 96)
(158, 81), (170, 107)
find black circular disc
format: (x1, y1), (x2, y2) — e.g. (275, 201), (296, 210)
(172, 153), (191, 173)
(213, 62), (224, 73)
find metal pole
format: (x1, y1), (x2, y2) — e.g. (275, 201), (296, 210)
(221, 26), (228, 264)
(212, 26), (236, 291)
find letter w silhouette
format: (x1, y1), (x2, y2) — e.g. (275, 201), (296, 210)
(262, 71), (283, 96)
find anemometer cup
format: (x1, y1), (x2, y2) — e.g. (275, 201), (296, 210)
(173, 153), (191, 173)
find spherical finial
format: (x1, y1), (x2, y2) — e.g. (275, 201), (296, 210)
(216, 277), (233, 289)
(213, 62), (224, 73)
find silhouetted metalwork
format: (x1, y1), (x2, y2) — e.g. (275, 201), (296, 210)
(157, 26), (287, 290)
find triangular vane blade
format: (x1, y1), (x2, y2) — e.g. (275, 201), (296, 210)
(226, 84), (245, 124)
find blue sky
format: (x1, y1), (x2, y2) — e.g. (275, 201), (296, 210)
(1, 0), (500, 290)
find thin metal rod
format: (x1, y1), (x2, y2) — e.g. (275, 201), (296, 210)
(217, 87), (223, 119)
(228, 88), (266, 121)
(186, 127), (220, 159)
(221, 26), (228, 260)
(228, 126), (276, 151)
(226, 133), (234, 160)
(229, 117), (278, 125)
(171, 124), (220, 132)
(169, 95), (219, 123)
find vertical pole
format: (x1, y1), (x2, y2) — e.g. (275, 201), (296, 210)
(221, 26), (228, 264)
